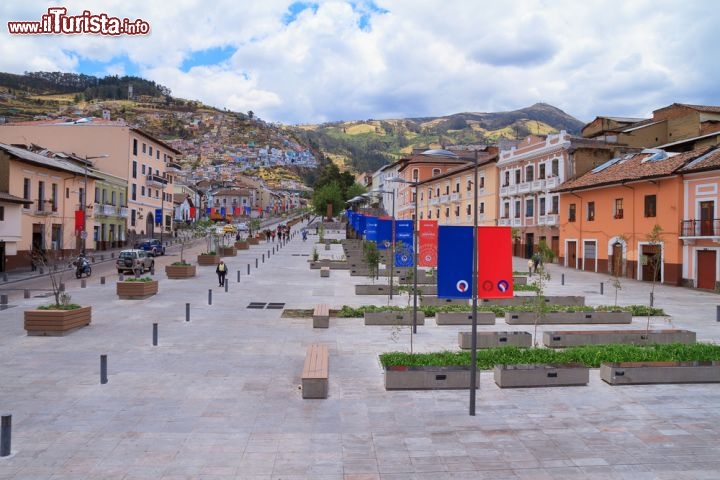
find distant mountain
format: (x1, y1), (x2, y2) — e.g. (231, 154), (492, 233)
(290, 103), (586, 173)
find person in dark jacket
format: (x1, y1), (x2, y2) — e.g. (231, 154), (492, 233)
(216, 260), (228, 287)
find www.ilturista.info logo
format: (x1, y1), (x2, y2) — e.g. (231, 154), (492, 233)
(7, 7), (150, 35)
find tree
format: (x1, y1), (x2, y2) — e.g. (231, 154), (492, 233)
(345, 182), (367, 200)
(645, 224), (664, 335)
(312, 182), (344, 218)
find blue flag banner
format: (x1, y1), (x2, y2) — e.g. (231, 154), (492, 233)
(206, 207), (212, 215)
(394, 220), (414, 267)
(349, 212), (357, 231)
(220, 207), (226, 217)
(365, 216), (378, 242)
(437, 225), (473, 299)
(376, 218), (392, 250)
(154, 208), (162, 225)
(358, 214), (367, 236)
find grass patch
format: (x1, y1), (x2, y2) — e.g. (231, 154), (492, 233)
(122, 276), (154, 282)
(337, 304), (665, 318)
(379, 343), (720, 370)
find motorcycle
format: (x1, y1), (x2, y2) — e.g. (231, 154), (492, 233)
(73, 257), (92, 279)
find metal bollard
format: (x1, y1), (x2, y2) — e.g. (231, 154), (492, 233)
(247, 264), (251, 275)
(101, 276), (106, 285)
(2, 273), (7, 282)
(262, 254), (265, 263)
(119, 273), (124, 281)
(81, 279), (86, 288)
(561, 273), (564, 285)
(650, 292), (654, 307)
(225, 281), (228, 293)
(255, 258), (258, 268)
(268, 250), (271, 257)
(237, 270), (241, 283)
(100, 355), (108, 384)
(600, 282), (604, 295)
(59, 283), (65, 292)
(186, 303), (190, 322)
(1, 415), (11, 457)
(208, 289), (212, 305)
(24, 289), (30, 299)
(0, 295), (7, 305)
(152, 323), (158, 346)
(717, 305), (720, 322)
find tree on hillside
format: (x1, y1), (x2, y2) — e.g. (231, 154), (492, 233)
(312, 182), (344, 218)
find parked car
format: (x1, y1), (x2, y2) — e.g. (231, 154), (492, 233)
(135, 239), (165, 256)
(116, 249), (155, 275)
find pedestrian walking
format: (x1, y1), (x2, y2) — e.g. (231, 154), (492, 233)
(216, 260), (228, 287)
(527, 258), (534, 277)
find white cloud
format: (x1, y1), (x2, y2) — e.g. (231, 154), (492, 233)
(1, 0), (718, 124)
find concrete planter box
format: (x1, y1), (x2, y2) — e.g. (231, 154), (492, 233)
(398, 271), (437, 285)
(600, 361), (720, 385)
(234, 241), (250, 250)
(480, 295), (585, 307)
(436, 311), (495, 325)
(384, 366), (479, 390)
(355, 284), (400, 295)
(24, 306), (92, 336)
(364, 311), (425, 326)
(458, 331), (532, 349)
(165, 264), (197, 279)
(218, 246), (237, 256)
(247, 237), (260, 245)
(505, 311), (632, 325)
(494, 363), (590, 388)
(421, 296), (469, 307)
(309, 260), (349, 270)
(543, 329), (696, 347)
(197, 254), (220, 266)
(513, 275), (528, 285)
(116, 280), (159, 299)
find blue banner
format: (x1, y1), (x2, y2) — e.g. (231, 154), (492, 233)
(376, 218), (392, 250)
(365, 216), (378, 242)
(394, 220), (414, 267)
(154, 208), (162, 225)
(220, 207), (226, 217)
(358, 214), (367, 236)
(437, 225), (473, 299)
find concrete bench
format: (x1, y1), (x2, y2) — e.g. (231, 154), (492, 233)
(600, 361), (720, 385)
(313, 303), (330, 328)
(302, 344), (329, 399)
(320, 266), (330, 277)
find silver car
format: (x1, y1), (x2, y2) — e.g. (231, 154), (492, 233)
(116, 249), (155, 275)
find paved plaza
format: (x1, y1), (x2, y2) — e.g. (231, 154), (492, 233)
(1, 226), (720, 479)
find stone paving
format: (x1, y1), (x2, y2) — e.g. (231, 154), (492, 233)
(1, 225), (720, 479)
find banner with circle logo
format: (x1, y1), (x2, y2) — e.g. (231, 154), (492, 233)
(437, 225), (473, 299)
(418, 220), (438, 267)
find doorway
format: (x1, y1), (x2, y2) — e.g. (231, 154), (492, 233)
(697, 250), (717, 290)
(641, 244), (662, 282)
(611, 242), (623, 277)
(525, 232), (534, 258)
(566, 241), (577, 269)
(583, 240), (596, 272)
(700, 201), (715, 236)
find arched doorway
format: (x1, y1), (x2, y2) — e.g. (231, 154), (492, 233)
(146, 215), (154, 238)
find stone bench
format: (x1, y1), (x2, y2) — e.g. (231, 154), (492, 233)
(494, 364), (590, 388)
(364, 311), (425, 326)
(505, 311), (631, 325)
(435, 311), (495, 325)
(458, 331), (532, 349)
(600, 361), (720, 385)
(302, 344), (329, 399)
(320, 266), (330, 278)
(313, 303), (330, 328)
(543, 329), (696, 347)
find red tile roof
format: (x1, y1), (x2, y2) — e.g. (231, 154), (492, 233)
(555, 146), (717, 192)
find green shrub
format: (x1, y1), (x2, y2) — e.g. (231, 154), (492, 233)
(171, 261), (191, 266)
(37, 303), (82, 310)
(123, 276), (154, 282)
(379, 343), (720, 370)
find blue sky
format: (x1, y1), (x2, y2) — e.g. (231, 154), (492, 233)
(2, 1), (718, 125)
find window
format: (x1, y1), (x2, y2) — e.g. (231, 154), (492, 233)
(79, 187), (85, 208)
(445, 207), (449, 218)
(479, 202), (485, 214)
(132, 161), (137, 179)
(467, 179), (472, 191)
(120, 192), (125, 206)
(503, 171), (510, 187)
(569, 203), (576, 222)
(428, 210), (432, 219)
(551, 196), (559, 214)
(131, 184), (137, 201)
(525, 198), (534, 217)
(37, 181), (45, 211)
(445, 185), (449, 195)
(539, 163), (546, 179)
(66, 187), (70, 199)
(540, 197), (546, 216)
(142, 143), (146, 154)
(466, 204), (471, 215)
(551, 158), (559, 177)
(436, 209), (440, 219)
(436, 188), (440, 197)
(142, 164), (146, 175)
(455, 182), (460, 193)
(51, 183), (58, 211)
(111, 191), (116, 206)
(503, 202), (510, 218)
(514, 169), (521, 184)
(131, 209), (136, 227)
(0, 206), (4, 221)
(23, 178), (31, 208)
(514, 200), (520, 218)
(133, 139), (138, 156)
(432, 168), (440, 176)
(525, 165), (534, 182)
(141, 186), (145, 196)
(454, 206), (460, 217)
(149, 146), (153, 157)
(95, 187), (100, 203)
(587, 201), (595, 221)
(428, 188), (432, 199)
(157, 150), (160, 160)
(412, 168), (419, 180)
(644, 195), (656, 217)
(614, 198), (624, 219)
(479, 177), (485, 189)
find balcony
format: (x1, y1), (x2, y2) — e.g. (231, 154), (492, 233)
(429, 198), (440, 206)
(507, 185), (518, 195)
(499, 186), (509, 196)
(518, 182), (531, 194)
(34, 200), (57, 216)
(614, 209), (624, 219)
(545, 176), (559, 189)
(531, 180), (545, 192)
(680, 219), (720, 244)
(450, 192), (460, 202)
(498, 218), (510, 226)
(538, 214), (559, 226)
(440, 195), (449, 204)
(165, 161), (182, 172)
(119, 207), (130, 218)
(146, 174), (169, 187)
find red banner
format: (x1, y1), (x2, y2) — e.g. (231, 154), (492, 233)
(75, 210), (85, 232)
(477, 226), (513, 299)
(189, 207), (196, 219)
(418, 220), (438, 267)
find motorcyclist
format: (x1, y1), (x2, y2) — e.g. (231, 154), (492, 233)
(75, 252), (90, 277)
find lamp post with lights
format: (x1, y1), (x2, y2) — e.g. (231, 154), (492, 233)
(82, 154), (109, 252)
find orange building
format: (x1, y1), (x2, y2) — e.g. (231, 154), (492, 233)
(556, 146), (718, 285)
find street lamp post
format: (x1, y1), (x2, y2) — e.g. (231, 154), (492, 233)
(470, 148), (479, 416)
(82, 154), (109, 252)
(388, 177), (420, 334)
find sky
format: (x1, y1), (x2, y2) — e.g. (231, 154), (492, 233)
(2, 1), (718, 125)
